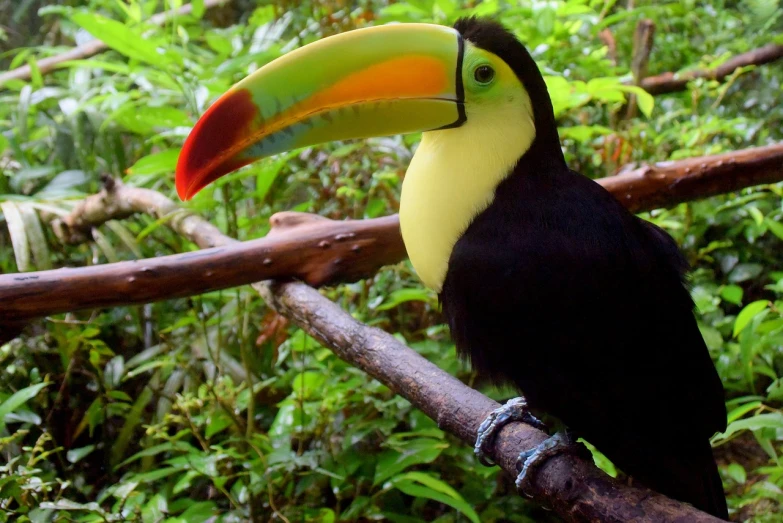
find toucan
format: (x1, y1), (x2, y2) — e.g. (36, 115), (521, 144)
(175, 18), (728, 519)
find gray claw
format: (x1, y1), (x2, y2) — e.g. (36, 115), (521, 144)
(475, 397), (546, 467)
(515, 430), (579, 494)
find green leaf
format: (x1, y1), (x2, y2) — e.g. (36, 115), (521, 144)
(142, 493), (167, 523)
(111, 387), (154, 465)
(375, 288), (436, 311)
(726, 463), (746, 484)
(715, 412), (783, 441)
(179, 501), (217, 523)
(1, 201), (31, 272)
(391, 475), (479, 523)
(67, 445), (97, 464)
(38, 500), (104, 513)
(0, 382), (50, 433)
(733, 300), (769, 337)
(126, 149), (180, 177)
(70, 12), (173, 66)
(292, 371), (327, 400)
(615, 85), (655, 117)
(109, 105), (191, 134)
(727, 400), (763, 423)
(720, 284), (744, 305)
(729, 263), (764, 283)
(117, 441), (199, 468)
(190, 0), (206, 19)
(373, 438), (447, 485)
(765, 217), (783, 241)
(581, 439), (617, 477)
(205, 411), (234, 438)
(36, 169), (89, 198)
(17, 203), (51, 270)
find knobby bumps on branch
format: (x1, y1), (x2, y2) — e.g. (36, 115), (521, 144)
(4, 143), (783, 521)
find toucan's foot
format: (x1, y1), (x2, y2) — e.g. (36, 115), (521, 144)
(515, 430), (580, 493)
(475, 397), (546, 466)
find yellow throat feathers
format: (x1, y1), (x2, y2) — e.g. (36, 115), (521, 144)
(399, 51), (535, 291)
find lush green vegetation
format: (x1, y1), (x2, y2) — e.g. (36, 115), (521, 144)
(2, 0), (783, 521)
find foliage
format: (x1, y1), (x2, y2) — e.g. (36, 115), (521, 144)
(1, 0), (783, 521)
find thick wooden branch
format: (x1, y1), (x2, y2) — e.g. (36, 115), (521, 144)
(0, 0), (227, 87)
(1, 175), (722, 521)
(640, 43), (783, 95)
(2, 187), (404, 323)
(1, 143), (782, 328)
(258, 281), (721, 522)
(5, 142), (771, 519)
(603, 143), (783, 213)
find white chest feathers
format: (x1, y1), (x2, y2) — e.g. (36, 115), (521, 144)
(399, 99), (535, 291)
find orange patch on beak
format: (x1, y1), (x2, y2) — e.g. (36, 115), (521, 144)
(311, 55), (449, 105)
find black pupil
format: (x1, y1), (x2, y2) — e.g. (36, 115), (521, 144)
(475, 65), (494, 83)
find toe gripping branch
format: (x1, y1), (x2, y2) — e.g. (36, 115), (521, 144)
(474, 397), (546, 466)
(515, 430), (578, 494)
(475, 398), (582, 497)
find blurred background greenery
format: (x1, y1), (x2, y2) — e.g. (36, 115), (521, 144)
(1, 0), (783, 521)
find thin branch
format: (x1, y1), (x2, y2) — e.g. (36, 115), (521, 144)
(598, 29), (618, 66)
(0, 0), (228, 87)
(625, 19), (655, 119)
(601, 143), (783, 213)
(640, 43), (783, 95)
(1, 143), (782, 327)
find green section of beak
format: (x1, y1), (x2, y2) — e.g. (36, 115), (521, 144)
(176, 23), (464, 200)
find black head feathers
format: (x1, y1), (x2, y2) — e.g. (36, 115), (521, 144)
(454, 17), (562, 161)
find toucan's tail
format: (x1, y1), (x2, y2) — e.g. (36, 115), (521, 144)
(618, 440), (728, 520)
(690, 442), (729, 520)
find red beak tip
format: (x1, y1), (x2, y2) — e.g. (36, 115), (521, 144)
(175, 171), (194, 201)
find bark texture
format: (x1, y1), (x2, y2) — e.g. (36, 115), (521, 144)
(640, 43), (783, 95)
(1, 143), (782, 326)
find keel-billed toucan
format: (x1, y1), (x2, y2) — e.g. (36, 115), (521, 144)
(176, 18), (728, 519)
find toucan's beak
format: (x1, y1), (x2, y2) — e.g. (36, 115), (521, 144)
(176, 23), (465, 200)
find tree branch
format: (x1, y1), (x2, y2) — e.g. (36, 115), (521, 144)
(602, 143), (783, 213)
(1, 175), (725, 522)
(0, 0), (228, 87)
(1, 143), (782, 328)
(640, 43), (783, 95)
(625, 19), (655, 119)
(258, 281), (722, 522)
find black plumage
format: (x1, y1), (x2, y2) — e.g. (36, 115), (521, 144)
(442, 18), (728, 519)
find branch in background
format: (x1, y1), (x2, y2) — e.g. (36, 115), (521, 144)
(603, 143), (783, 213)
(4, 175), (722, 521)
(1, 2), (780, 97)
(598, 28), (618, 66)
(625, 19), (655, 119)
(641, 43), (783, 95)
(0, 0), (228, 87)
(1, 143), (782, 328)
(1, 184), (404, 323)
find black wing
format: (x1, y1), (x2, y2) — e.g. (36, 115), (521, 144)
(441, 169), (727, 514)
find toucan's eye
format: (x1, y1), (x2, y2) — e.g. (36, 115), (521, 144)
(474, 65), (495, 84)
